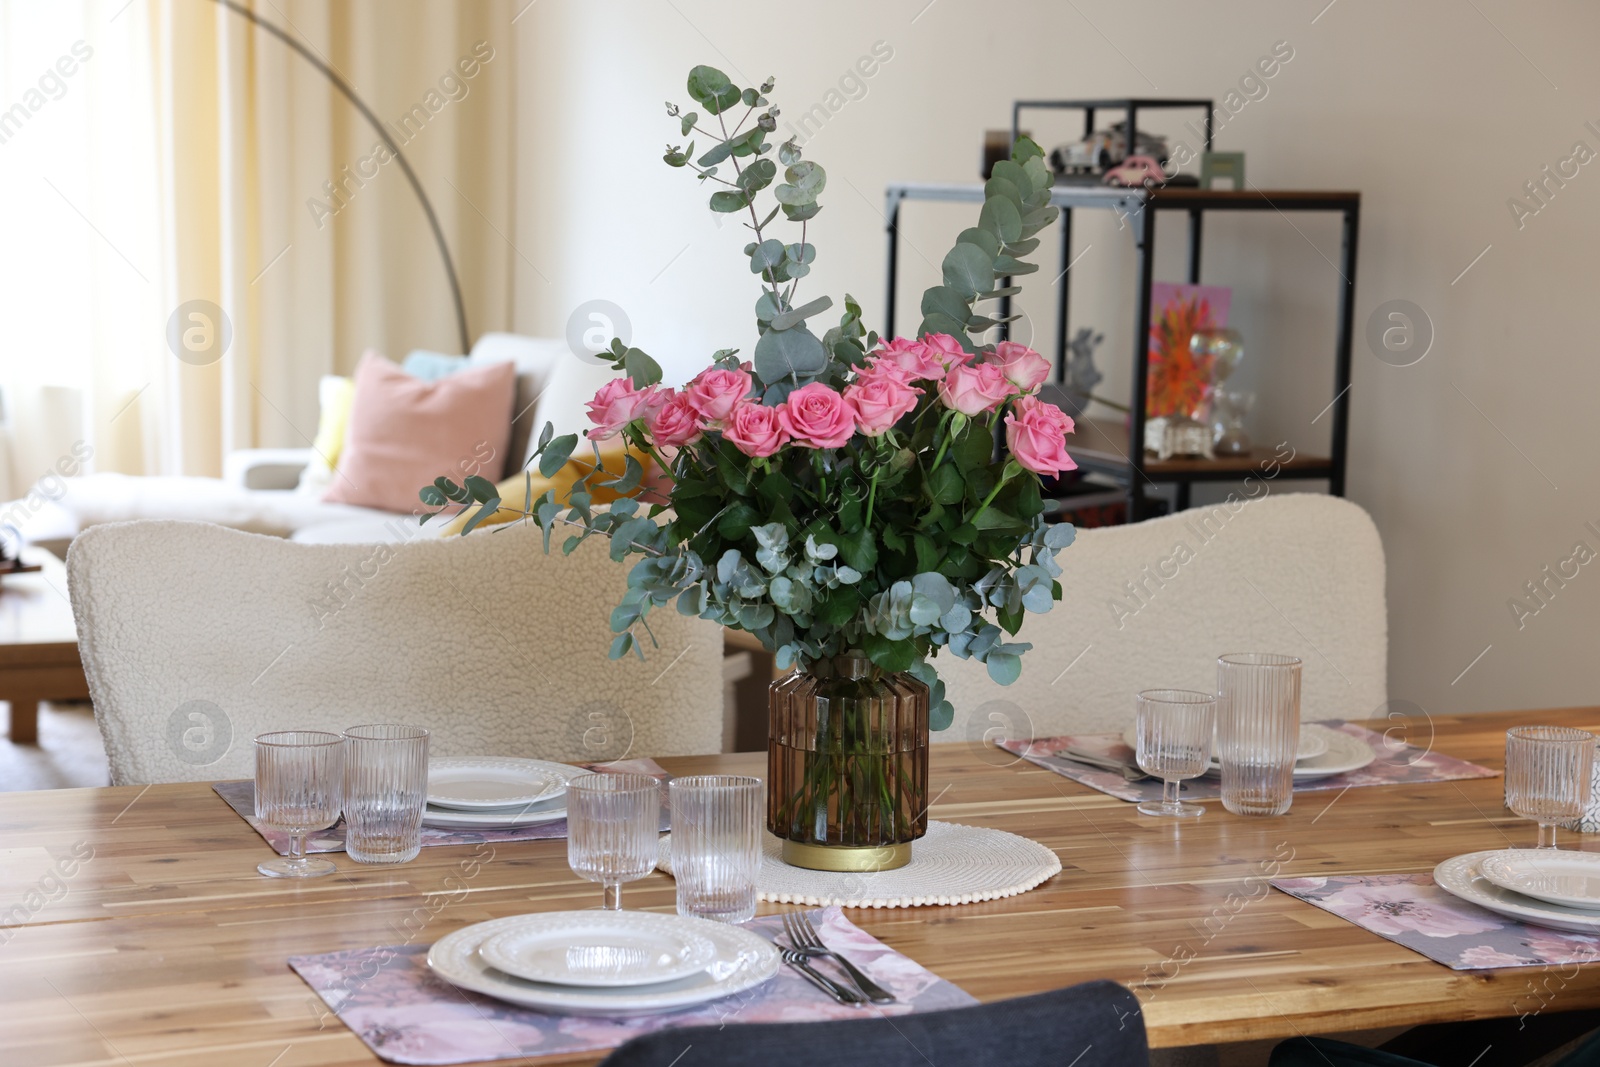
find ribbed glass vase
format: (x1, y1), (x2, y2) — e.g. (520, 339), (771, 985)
(766, 652), (929, 871)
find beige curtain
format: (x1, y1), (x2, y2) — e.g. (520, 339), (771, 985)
(0, 0), (516, 485)
(145, 0), (516, 476)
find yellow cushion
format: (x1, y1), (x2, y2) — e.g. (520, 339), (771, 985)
(441, 444), (660, 536)
(296, 375), (356, 495)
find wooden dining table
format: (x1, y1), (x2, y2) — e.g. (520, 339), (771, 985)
(1, 707), (1595, 1066)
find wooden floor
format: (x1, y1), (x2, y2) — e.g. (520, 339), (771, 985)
(0, 701), (107, 792)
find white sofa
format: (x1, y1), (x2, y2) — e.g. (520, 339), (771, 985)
(11, 334), (615, 549)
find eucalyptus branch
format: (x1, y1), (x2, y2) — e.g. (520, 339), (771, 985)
(718, 108), (783, 302)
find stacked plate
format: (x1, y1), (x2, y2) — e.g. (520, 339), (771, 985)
(427, 910), (781, 1015)
(421, 757), (583, 829)
(1120, 722), (1377, 780)
(1435, 849), (1600, 933)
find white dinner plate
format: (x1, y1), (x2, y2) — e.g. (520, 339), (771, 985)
(428, 911), (780, 1015)
(1121, 722), (1332, 773)
(427, 757), (577, 811)
(1434, 851), (1600, 934)
(420, 794), (566, 830)
(1291, 725), (1377, 780)
(1478, 849), (1600, 911)
(476, 911), (718, 987)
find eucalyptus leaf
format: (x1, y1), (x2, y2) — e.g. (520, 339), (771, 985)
(956, 226), (1001, 260)
(941, 243), (995, 298)
(686, 65), (740, 114)
(709, 189), (750, 213)
(769, 295), (832, 331)
(537, 434), (579, 478)
(753, 323), (826, 383)
(979, 196), (1023, 243)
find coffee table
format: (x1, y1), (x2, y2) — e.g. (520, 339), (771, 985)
(0, 549), (88, 743)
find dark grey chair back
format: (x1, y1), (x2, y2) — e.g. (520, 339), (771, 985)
(599, 979), (1147, 1067)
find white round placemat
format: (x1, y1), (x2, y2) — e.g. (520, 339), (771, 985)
(660, 820), (1061, 909)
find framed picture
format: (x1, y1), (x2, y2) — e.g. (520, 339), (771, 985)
(1146, 283), (1232, 418)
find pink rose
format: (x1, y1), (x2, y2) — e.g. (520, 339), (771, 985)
(721, 400), (791, 458)
(1005, 395), (1078, 476)
(938, 362), (1013, 415)
(645, 390), (704, 448)
(777, 382), (856, 449)
(683, 366), (754, 423)
(922, 333), (974, 369)
(872, 337), (948, 382)
(844, 374), (922, 436)
(990, 341), (1051, 393)
(585, 377), (665, 441)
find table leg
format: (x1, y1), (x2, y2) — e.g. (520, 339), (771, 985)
(8, 700), (38, 744)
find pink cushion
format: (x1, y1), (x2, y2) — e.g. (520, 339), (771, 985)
(322, 351), (515, 512)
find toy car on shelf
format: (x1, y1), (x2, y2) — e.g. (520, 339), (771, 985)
(1049, 121), (1169, 175)
(1103, 155), (1168, 188)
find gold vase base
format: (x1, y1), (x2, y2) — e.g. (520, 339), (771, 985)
(780, 838), (912, 872)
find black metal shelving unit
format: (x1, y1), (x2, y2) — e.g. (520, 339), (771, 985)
(883, 181), (1360, 522)
(1010, 97), (1216, 168)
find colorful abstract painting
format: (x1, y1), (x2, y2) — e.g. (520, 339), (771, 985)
(1146, 283), (1231, 418)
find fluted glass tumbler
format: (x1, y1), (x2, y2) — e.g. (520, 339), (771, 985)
(343, 724), (429, 864)
(1217, 653), (1302, 816)
(1135, 690), (1216, 818)
(567, 773), (660, 910)
(670, 775), (762, 923)
(254, 730), (344, 878)
(1506, 726), (1595, 849)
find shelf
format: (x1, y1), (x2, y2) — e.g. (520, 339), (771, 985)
(883, 172), (1359, 520)
(887, 182), (1359, 215)
(1144, 187), (1360, 212)
(1068, 416), (1333, 483)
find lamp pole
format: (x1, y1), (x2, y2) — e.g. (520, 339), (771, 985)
(211, 0), (471, 353)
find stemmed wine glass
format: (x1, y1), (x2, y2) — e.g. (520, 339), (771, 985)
(1505, 726), (1595, 849)
(254, 730), (344, 878)
(1134, 689), (1216, 819)
(566, 773), (660, 909)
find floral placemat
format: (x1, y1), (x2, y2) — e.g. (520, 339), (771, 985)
(999, 720), (1497, 804)
(289, 905), (976, 1065)
(1272, 874), (1600, 970)
(215, 758), (669, 856)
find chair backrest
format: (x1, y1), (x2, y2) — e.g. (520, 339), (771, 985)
(67, 519), (725, 785)
(937, 494), (1388, 741)
(599, 979), (1147, 1067)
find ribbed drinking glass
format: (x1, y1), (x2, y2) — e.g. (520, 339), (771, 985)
(670, 775), (762, 923)
(342, 724), (429, 864)
(253, 730), (344, 878)
(1134, 690), (1216, 818)
(1506, 725), (1595, 849)
(1217, 653), (1302, 816)
(567, 773), (660, 910)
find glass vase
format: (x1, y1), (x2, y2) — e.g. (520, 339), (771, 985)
(767, 652), (929, 871)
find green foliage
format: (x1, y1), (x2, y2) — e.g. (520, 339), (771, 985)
(916, 135), (1060, 351)
(417, 87), (1078, 731)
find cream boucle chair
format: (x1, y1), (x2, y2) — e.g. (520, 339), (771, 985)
(67, 519), (726, 785)
(938, 493), (1388, 741)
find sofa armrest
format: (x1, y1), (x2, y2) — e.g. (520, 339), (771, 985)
(224, 448), (314, 491)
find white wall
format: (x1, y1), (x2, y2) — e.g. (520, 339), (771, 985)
(510, 0), (1600, 719)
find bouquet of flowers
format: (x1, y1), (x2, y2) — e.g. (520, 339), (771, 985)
(423, 65), (1076, 731)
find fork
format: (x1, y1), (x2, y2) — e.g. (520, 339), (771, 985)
(782, 910), (897, 1004)
(779, 947), (866, 1005)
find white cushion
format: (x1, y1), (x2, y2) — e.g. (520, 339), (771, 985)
(467, 333), (569, 476)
